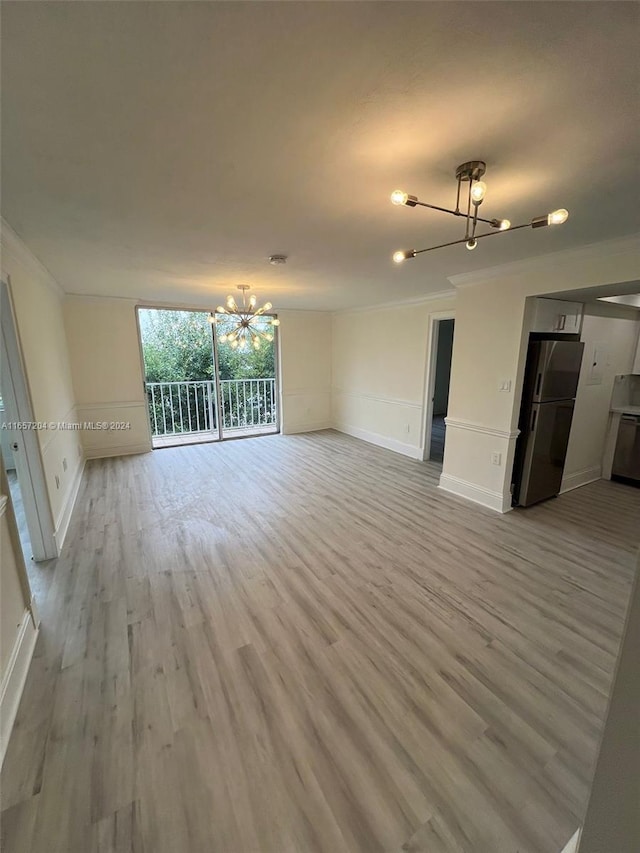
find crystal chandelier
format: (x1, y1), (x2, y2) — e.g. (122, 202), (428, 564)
(391, 160), (568, 262)
(210, 285), (280, 350)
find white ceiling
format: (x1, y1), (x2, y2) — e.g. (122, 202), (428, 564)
(2, 1), (639, 310)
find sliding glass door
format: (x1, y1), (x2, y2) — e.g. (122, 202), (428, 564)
(138, 307), (279, 448)
(138, 309), (219, 448)
(215, 312), (279, 439)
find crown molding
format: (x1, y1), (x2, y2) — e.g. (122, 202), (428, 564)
(447, 234), (640, 290)
(1, 219), (66, 298)
(332, 288), (456, 317)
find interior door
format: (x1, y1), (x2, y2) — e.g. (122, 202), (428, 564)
(1, 281), (57, 560)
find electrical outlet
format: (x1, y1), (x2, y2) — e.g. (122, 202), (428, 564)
(491, 452), (502, 466)
(62, 457), (68, 471)
(55, 474), (60, 489)
(499, 379), (512, 392)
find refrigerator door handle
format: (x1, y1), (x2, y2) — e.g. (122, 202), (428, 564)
(535, 372), (542, 397)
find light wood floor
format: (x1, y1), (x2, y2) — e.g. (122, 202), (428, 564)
(2, 430), (639, 853)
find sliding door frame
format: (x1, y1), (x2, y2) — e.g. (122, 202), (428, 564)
(135, 302), (281, 447)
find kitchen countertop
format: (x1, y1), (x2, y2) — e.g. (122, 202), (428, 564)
(611, 406), (640, 415)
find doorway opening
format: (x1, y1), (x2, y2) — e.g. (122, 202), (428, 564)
(138, 307), (279, 449)
(1, 280), (57, 567)
(1, 400), (33, 564)
(424, 316), (455, 464)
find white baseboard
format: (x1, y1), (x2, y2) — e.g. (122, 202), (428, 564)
(438, 472), (511, 513)
(53, 457), (85, 552)
(560, 466), (601, 494)
(84, 442), (152, 460)
(0, 608), (38, 767)
(281, 421), (332, 435)
(560, 828), (581, 853)
(333, 422), (423, 460)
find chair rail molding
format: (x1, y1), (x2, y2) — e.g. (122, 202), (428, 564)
(332, 388), (423, 410)
(444, 417), (520, 440)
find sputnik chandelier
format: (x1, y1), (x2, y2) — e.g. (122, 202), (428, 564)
(209, 285), (280, 350)
(391, 160), (568, 263)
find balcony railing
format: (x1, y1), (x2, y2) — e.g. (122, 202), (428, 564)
(146, 379), (277, 437)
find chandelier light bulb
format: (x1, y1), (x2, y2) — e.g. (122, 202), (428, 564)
(547, 208), (569, 226)
(391, 189), (408, 206)
(498, 219), (511, 231)
(470, 181), (487, 203)
(466, 238), (477, 250)
(395, 249), (416, 262)
(216, 285), (278, 347)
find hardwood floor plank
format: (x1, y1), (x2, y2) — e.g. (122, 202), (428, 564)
(2, 430), (638, 852)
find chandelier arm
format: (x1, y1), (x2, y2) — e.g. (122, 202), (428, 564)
(412, 199), (496, 226)
(413, 222), (531, 256)
(455, 176), (462, 215)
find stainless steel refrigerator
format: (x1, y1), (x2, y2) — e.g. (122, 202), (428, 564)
(513, 339), (584, 507)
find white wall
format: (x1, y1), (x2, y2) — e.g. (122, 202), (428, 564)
(278, 309), (332, 434)
(562, 302), (640, 492)
(63, 298), (152, 458)
(332, 295), (456, 458)
(441, 236), (640, 512)
(63, 299), (332, 454)
(1, 223), (83, 541)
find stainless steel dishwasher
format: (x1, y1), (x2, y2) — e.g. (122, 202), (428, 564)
(612, 415), (640, 484)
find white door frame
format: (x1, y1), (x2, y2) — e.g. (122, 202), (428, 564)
(1, 280), (57, 560)
(421, 311), (456, 462)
